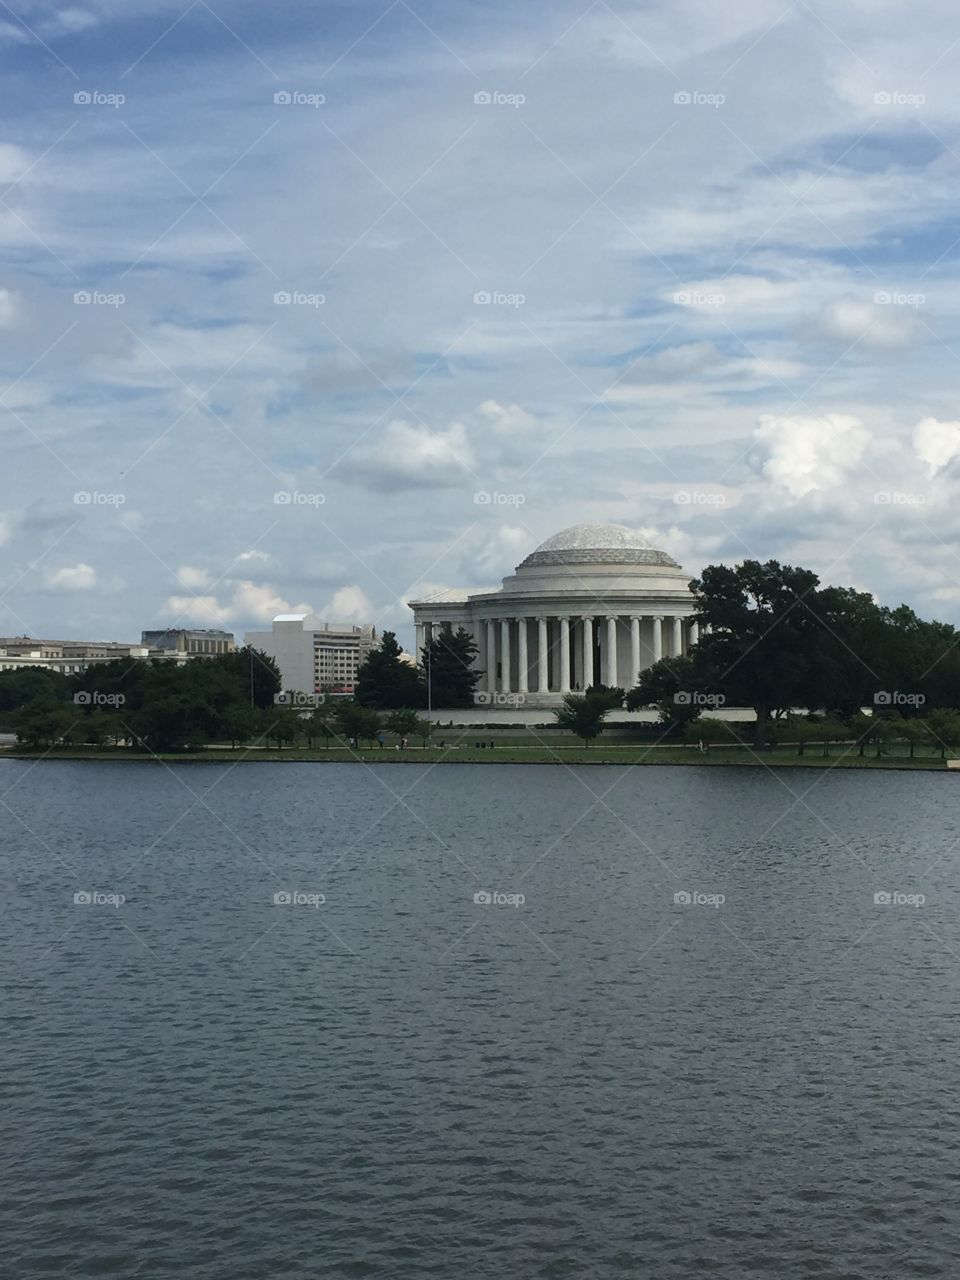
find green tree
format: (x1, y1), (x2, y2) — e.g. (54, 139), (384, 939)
(355, 632), (424, 708)
(554, 693), (609, 746)
(216, 646), (282, 709)
(386, 708), (421, 740)
(422, 626), (481, 708)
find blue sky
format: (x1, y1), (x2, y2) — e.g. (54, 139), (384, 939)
(5, 0), (960, 648)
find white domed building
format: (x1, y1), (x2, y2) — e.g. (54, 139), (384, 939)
(408, 524), (700, 707)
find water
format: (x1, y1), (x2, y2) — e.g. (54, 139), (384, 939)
(2, 759), (960, 1278)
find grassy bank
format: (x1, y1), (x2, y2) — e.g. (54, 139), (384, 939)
(1, 744), (950, 769)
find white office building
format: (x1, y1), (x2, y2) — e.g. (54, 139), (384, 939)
(245, 615), (377, 696)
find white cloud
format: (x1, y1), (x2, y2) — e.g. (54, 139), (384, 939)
(46, 562), (97, 591)
(320, 585), (375, 623)
(753, 413), (870, 499)
(475, 400), (539, 434)
(175, 565), (212, 590)
(914, 417), (960, 477)
(0, 289), (19, 328)
(344, 419), (476, 490)
(808, 297), (924, 350)
(162, 594), (232, 625)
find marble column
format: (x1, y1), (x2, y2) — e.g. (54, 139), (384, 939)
(630, 616), (641, 685)
(651, 615), (663, 663)
(559, 617), (571, 693)
(500, 618), (511, 692)
(517, 617), (528, 694)
(486, 619), (497, 693)
(672, 615), (683, 658)
(689, 619), (699, 647)
(537, 617), (548, 693)
(582, 615), (593, 690)
(606, 615), (618, 687)
(415, 622), (425, 659)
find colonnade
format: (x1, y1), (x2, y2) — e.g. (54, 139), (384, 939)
(416, 613), (703, 694)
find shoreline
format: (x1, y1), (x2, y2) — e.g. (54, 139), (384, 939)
(0, 747), (949, 772)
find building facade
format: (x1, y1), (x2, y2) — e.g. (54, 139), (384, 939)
(244, 615), (377, 696)
(140, 628), (235, 656)
(0, 637), (151, 675)
(408, 524), (702, 707)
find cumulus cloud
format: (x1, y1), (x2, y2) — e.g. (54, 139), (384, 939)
(320, 585), (375, 623)
(163, 581), (314, 627)
(45, 563), (97, 590)
(475, 400), (539, 434)
(343, 419), (476, 491)
(914, 417), (960, 477)
(806, 297), (924, 350)
(753, 413), (870, 499)
(175, 565), (212, 590)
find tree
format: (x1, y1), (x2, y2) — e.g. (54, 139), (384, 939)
(215, 646), (282, 709)
(422, 626), (481, 708)
(626, 656), (705, 736)
(413, 716), (434, 747)
(355, 632), (424, 709)
(386, 708), (421, 739)
(554, 693), (609, 746)
(923, 709), (960, 759)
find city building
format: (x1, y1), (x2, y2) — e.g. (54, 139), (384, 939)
(0, 637), (151, 675)
(408, 523), (701, 707)
(140, 628), (235, 656)
(244, 615), (377, 696)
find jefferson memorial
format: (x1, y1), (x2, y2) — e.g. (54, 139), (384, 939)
(409, 524), (700, 706)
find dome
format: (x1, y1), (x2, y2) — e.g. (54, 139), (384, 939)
(519, 524), (679, 570)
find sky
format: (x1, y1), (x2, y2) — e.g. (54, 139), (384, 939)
(4, 0), (960, 650)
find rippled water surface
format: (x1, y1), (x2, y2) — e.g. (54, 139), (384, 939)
(3, 759), (960, 1278)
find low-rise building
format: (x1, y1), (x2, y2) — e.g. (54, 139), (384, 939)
(245, 615), (377, 696)
(140, 628), (235, 656)
(0, 637), (151, 675)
